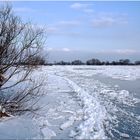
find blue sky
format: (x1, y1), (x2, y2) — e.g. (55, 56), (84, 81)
(1, 1), (140, 62)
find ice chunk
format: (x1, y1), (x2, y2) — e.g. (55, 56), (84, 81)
(120, 133), (129, 138)
(69, 130), (77, 138)
(41, 127), (56, 139)
(60, 117), (75, 130)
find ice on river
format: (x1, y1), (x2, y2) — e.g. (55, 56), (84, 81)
(0, 65), (140, 139)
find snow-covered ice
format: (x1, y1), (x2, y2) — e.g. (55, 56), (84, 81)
(67, 65), (140, 81)
(0, 65), (140, 139)
(0, 116), (41, 139)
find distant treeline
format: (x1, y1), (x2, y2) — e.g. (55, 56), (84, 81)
(3, 58), (140, 66)
(47, 59), (140, 66)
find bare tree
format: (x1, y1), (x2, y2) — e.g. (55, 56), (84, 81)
(0, 4), (46, 117)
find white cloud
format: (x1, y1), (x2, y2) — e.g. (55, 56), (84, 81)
(46, 25), (81, 37)
(92, 17), (115, 27)
(98, 49), (140, 55)
(47, 20), (80, 32)
(47, 47), (71, 52)
(47, 27), (58, 34)
(70, 3), (89, 10)
(62, 48), (71, 52)
(83, 8), (94, 14)
(70, 3), (128, 28)
(47, 47), (53, 51)
(114, 49), (140, 54)
(46, 20), (80, 36)
(13, 7), (35, 13)
(70, 2), (94, 14)
(91, 15), (128, 28)
(58, 20), (80, 27)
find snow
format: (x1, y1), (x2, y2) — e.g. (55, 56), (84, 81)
(46, 66), (140, 139)
(65, 65), (140, 81)
(0, 116), (42, 139)
(69, 129), (77, 138)
(0, 69), (82, 139)
(0, 65), (140, 139)
(41, 127), (56, 139)
(64, 77), (107, 139)
(60, 116), (75, 130)
(33, 70), (83, 139)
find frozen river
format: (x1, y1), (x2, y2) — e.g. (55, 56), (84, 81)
(47, 65), (140, 139)
(0, 65), (140, 139)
